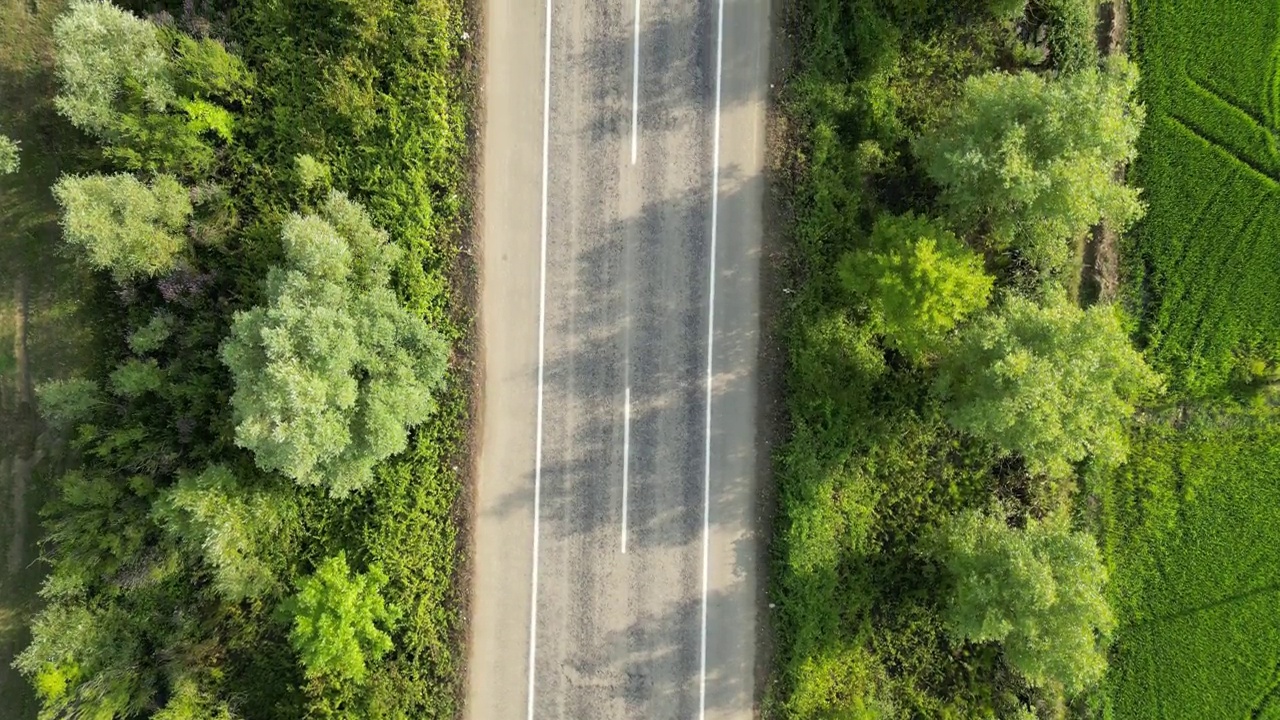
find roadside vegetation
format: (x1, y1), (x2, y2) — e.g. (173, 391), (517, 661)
(771, 0), (1280, 717)
(1, 0), (472, 716)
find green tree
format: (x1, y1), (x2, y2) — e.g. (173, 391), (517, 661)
(35, 377), (102, 430)
(935, 295), (1161, 478)
(914, 55), (1144, 277)
(931, 509), (1115, 692)
(53, 0), (175, 137)
(221, 191), (448, 497)
(839, 212), (993, 357)
(0, 134), (19, 174)
(282, 551), (399, 683)
(54, 173), (192, 282)
(153, 465), (290, 602)
(110, 357), (165, 398)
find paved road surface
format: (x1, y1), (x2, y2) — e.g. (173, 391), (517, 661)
(468, 0), (768, 715)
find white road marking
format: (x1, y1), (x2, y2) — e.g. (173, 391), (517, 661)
(527, 0), (553, 713)
(621, 385), (631, 553)
(631, 0), (640, 165)
(700, 0), (725, 714)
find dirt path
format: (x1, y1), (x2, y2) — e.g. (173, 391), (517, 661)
(1080, 0), (1130, 305)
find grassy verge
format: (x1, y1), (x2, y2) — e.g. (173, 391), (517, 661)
(0, 2), (96, 717)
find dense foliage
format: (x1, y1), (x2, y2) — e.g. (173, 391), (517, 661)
(932, 509), (1114, 693)
(936, 296), (1161, 480)
(915, 57), (1144, 283)
(839, 212), (993, 358)
(770, 0), (1144, 716)
(1126, 0), (1280, 395)
(16, 0), (472, 716)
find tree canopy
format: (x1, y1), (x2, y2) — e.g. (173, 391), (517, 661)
(282, 552), (399, 683)
(914, 56), (1145, 277)
(0, 134), (18, 174)
(935, 295), (1162, 478)
(839, 212), (993, 357)
(221, 190), (449, 497)
(931, 509), (1115, 693)
(53, 0), (175, 136)
(54, 173), (192, 282)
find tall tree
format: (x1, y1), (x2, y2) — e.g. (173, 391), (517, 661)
(221, 191), (448, 497)
(53, 0), (175, 137)
(935, 295), (1161, 478)
(914, 56), (1144, 277)
(54, 173), (192, 282)
(840, 212), (993, 358)
(931, 509), (1115, 693)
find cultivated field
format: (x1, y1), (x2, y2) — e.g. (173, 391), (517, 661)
(1129, 0), (1280, 394)
(1101, 416), (1280, 718)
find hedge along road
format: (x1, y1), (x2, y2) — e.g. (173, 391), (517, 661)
(467, 0), (769, 713)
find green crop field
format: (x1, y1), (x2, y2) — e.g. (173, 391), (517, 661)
(1099, 414), (1280, 718)
(1129, 0), (1280, 394)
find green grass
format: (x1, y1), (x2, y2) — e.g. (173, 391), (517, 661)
(1098, 413), (1280, 719)
(1128, 0), (1280, 394)
(0, 2), (97, 717)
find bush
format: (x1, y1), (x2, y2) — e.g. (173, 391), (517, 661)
(932, 508), (1115, 692)
(1028, 0), (1097, 74)
(914, 56), (1145, 280)
(128, 310), (176, 354)
(0, 134), (18, 174)
(35, 377), (102, 430)
(153, 465), (290, 602)
(935, 295), (1162, 478)
(221, 191), (449, 497)
(283, 551), (399, 683)
(839, 212), (993, 357)
(110, 358), (165, 398)
(54, 173), (192, 282)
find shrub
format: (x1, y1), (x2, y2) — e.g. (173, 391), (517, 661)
(52, 0), (174, 137)
(935, 295), (1162, 478)
(1028, 0), (1097, 74)
(128, 310), (176, 355)
(931, 508), (1115, 692)
(282, 551), (399, 683)
(109, 358), (165, 398)
(153, 465), (289, 602)
(221, 191), (449, 497)
(839, 212), (993, 357)
(294, 153), (332, 191)
(914, 56), (1145, 278)
(0, 134), (18, 174)
(54, 173), (192, 282)
(35, 377), (103, 429)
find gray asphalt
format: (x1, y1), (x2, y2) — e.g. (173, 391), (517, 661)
(468, 0), (769, 715)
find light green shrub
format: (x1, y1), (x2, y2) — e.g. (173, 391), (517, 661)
(54, 173), (191, 281)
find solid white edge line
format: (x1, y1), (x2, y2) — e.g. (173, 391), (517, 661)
(631, 0), (640, 164)
(700, 0), (725, 714)
(622, 386), (631, 553)
(527, 0), (553, 714)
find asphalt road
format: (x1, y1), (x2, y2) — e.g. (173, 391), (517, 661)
(468, 0), (769, 714)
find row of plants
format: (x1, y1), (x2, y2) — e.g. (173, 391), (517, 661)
(10, 0), (472, 717)
(769, 0), (1157, 716)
